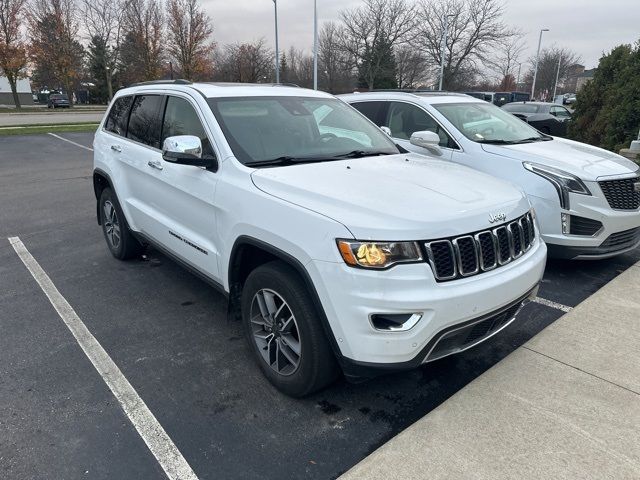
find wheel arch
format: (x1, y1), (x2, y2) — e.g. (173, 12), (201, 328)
(228, 235), (343, 361)
(93, 168), (113, 225)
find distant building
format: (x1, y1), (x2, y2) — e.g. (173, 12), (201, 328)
(576, 68), (596, 91)
(564, 64), (585, 93)
(0, 77), (34, 106)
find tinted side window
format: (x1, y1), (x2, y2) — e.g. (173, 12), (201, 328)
(351, 101), (385, 125)
(161, 96), (214, 157)
(105, 96), (133, 136)
(127, 95), (164, 148)
(385, 102), (456, 149)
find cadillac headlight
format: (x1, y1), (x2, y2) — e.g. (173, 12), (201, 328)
(337, 240), (422, 269)
(523, 162), (591, 209)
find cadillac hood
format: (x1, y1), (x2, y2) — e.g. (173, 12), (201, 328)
(251, 153), (531, 240)
(481, 137), (639, 181)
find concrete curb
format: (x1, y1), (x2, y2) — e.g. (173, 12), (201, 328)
(340, 262), (640, 480)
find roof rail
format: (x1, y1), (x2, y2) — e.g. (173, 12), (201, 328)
(129, 79), (192, 87)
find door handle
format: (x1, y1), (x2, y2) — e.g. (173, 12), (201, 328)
(110, 144), (122, 153)
(147, 160), (163, 171)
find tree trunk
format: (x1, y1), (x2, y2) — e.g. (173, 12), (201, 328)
(7, 75), (21, 109)
(65, 81), (74, 107)
(106, 67), (113, 101)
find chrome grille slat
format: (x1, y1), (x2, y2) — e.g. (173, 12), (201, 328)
(424, 211), (536, 282)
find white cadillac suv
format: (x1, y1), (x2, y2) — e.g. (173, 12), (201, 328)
(341, 91), (640, 259)
(93, 81), (546, 396)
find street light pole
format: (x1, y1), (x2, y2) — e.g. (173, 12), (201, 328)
(531, 28), (549, 99)
(438, 15), (449, 91)
(516, 62), (522, 91)
(552, 54), (562, 99)
(313, 0), (318, 90)
(272, 0), (280, 83)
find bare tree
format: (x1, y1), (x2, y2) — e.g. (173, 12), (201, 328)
(486, 33), (526, 88)
(28, 0), (84, 104)
(214, 39), (272, 83)
(339, 0), (417, 90)
(0, 0), (28, 107)
(318, 21), (355, 93)
(395, 45), (431, 89)
(167, 0), (214, 81)
(414, 0), (516, 90)
(527, 45), (581, 99)
(82, 0), (124, 99)
(121, 0), (164, 83)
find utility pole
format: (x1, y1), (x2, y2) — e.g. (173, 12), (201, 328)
(516, 63), (522, 91)
(272, 0), (280, 83)
(552, 54), (562, 99)
(313, 0), (318, 90)
(531, 28), (549, 99)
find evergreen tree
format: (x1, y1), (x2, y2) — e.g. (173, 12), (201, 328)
(87, 36), (110, 103)
(569, 41), (640, 152)
(357, 34), (398, 90)
(279, 52), (288, 83)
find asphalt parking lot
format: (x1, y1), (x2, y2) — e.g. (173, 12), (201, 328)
(1, 132), (639, 480)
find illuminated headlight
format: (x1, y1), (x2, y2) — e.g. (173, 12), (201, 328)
(337, 240), (422, 269)
(523, 162), (591, 209)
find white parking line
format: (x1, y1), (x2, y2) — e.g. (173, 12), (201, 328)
(8, 236), (199, 480)
(531, 296), (573, 313)
(48, 132), (94, 152)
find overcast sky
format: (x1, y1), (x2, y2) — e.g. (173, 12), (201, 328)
(205, 0), (640, 69)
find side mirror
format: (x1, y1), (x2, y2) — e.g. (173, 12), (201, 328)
(162, 135), (217, 171)
(380, 126), (392, 136)
(410, 130), (442, 155)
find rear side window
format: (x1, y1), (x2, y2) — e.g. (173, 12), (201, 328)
(162, 96), (214, 156)
(351, 101), (385, 125)
(104, 96), (133, 136)
(127, 95), (164, 148)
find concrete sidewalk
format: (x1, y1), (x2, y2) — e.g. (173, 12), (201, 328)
(341, 262), (640, 480)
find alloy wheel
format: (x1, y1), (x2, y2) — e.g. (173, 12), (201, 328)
(250, 288), (301, 376)
(103, 200), (121, 250)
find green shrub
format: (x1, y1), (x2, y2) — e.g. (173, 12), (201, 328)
(569, 41), (640, 152)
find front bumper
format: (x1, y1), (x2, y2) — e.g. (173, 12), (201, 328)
(531, 185), (640, 259)
(308, 237), (547, 370)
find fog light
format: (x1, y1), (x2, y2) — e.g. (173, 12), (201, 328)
(561, 213), (570, 234)
(370, 313), (423, 332)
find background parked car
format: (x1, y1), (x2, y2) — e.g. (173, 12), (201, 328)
(47, 93), (70, 108)
(564, 93), (577, 105)
(502, 101), (572, 136)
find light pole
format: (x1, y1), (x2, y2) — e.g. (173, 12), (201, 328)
(552, 54), (562, 99)
(313, 0), (318, 90)
(272, 0), (280, 83)
(531, 28), (549, 99)
(516, 62), (522, 91)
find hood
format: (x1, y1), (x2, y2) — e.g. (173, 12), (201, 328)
(481, 137), (639, 181)
(250, 153), (530, 240)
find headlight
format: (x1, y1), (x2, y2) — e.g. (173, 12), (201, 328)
(523, 162), (591, 209)
(337, 240), (422, 269)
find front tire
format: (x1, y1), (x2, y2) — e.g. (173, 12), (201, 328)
(241, 261), (339, 397)
(99, 188), (143, 260)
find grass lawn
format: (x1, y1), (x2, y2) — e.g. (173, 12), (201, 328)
(0, 106), (106, 114)
(0, 123), (99, 136)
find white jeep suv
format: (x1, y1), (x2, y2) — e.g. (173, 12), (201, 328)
(341, 92), (640, 259)
(93, 81), (546, 396)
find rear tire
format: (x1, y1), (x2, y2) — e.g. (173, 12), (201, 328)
(99, 188), (144, 260)
(241, 261), (339, 397)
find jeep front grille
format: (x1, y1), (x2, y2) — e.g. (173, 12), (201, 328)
(425, 212), (536, 282)
(598, 177), (640, 210)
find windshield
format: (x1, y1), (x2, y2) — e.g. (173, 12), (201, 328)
(207, 96), (399, 165)
(434, 102), (546, 143)
(503, 103), (540, 114)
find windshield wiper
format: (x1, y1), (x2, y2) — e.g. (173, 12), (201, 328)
(513, 136), (553, 144)
(247, 155), (346, 168)
(329, 150), (394, 159)
(476, 139), (520, 145)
